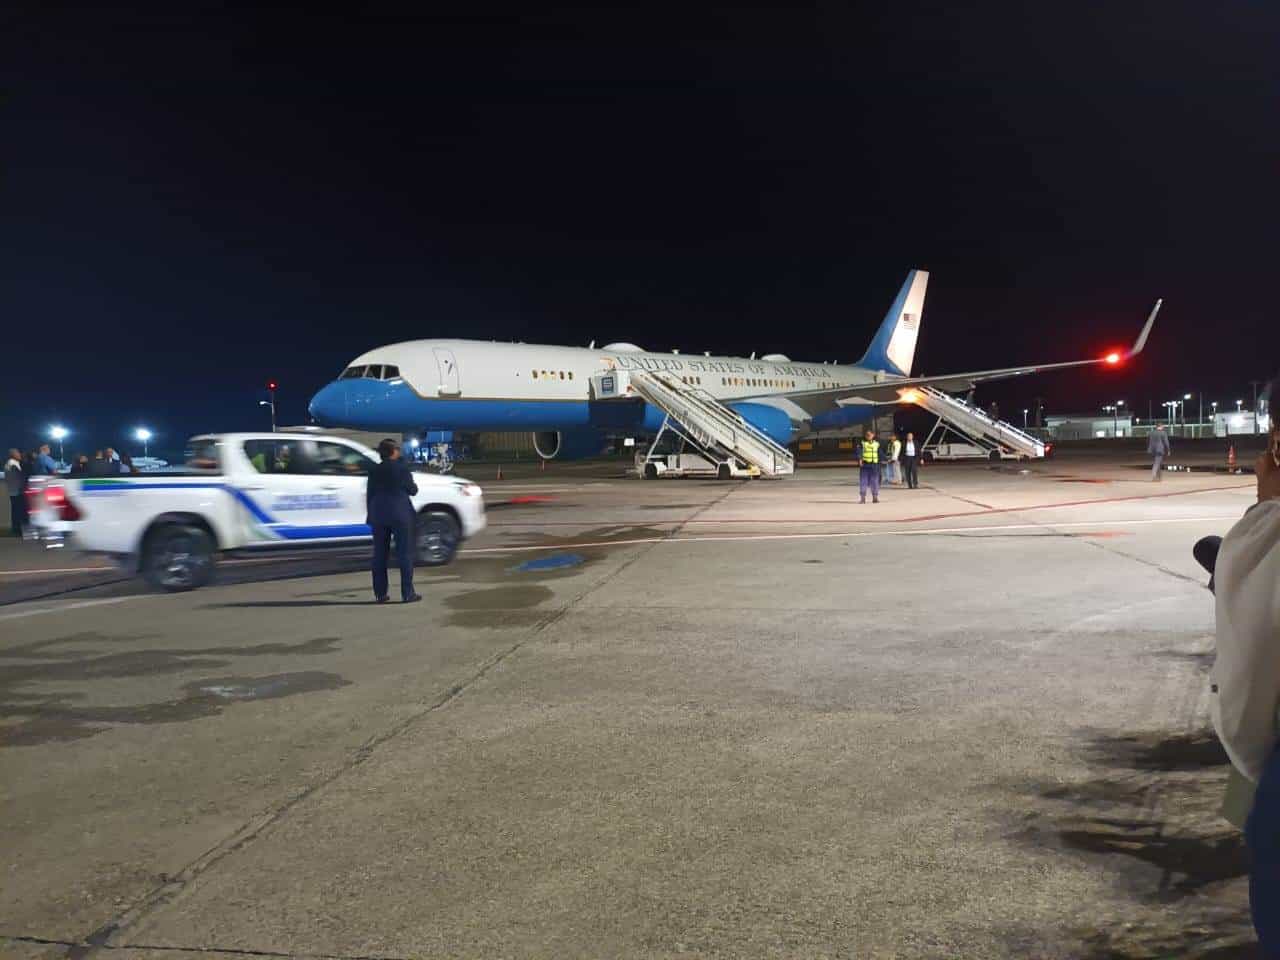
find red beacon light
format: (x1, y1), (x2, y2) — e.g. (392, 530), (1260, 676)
(1104, 352), (1122, 366)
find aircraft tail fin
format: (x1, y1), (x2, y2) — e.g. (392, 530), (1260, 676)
(858, 269), (929, 376)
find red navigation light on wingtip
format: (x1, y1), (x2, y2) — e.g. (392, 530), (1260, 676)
(267, 379), (278, 391)
(1104, 352), (1122, 366)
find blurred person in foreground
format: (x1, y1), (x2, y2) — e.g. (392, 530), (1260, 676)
(366, 438), (420, 604)
(1211, 397), (1280, 955)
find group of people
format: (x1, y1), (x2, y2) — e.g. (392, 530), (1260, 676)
(856, 428), (921, 503)
(6, 444), (58, 538)
(67, 447), (141, 477)
(5, 443), (140, 537)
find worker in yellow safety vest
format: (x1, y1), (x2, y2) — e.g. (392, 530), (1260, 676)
(858, 428), (880, 504)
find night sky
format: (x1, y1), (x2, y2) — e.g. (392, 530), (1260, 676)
(4, 3), (1277, 458)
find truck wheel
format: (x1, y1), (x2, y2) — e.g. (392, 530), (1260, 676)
(643, 462), (658, 480)
(417, 510), (460, 566)
(717, 462), (731, 480)
(142, 525), (214, 592)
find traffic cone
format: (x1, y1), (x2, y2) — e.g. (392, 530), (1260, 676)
(496, 464), (503, 481)
(1227, 444), (1237, 474)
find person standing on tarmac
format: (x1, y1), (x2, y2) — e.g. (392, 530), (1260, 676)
(6, 449), (25, 537)
(858, 428), (880, 504)
(889, 434), (903, 484)
(367, 438), (421, 604)
(1148, 424), (1170, 481)
(902, 431), (919, 489)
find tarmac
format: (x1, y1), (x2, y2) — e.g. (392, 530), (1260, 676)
(0, 451), (1264, 959)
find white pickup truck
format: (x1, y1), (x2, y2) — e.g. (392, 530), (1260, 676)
(25, 433), (487, 591)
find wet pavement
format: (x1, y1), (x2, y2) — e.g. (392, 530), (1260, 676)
(0, 455), (1263, 958)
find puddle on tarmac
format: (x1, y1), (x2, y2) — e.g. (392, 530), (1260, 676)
(0, 634), (347, 747)
(445, 585), (553, 610)
(499, 524), (668, 549)
(511, 553), (585, 573)
(442, 584), (554, 628)
(186, 672), (348, 702)
(0, 671), (349, 747)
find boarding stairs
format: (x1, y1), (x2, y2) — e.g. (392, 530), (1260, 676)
(595, 369), (795, 476)
(912, 385), (1045, 459)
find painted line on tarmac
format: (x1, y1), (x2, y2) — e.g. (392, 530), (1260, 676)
(483, 481), (1253, 527)
(0, 565), (116, 576)
(466, 514), (1237, 555)
(0, 594), (159, 622)
(0, 554), (348, 578)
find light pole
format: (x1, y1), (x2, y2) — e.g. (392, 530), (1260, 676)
(1117, 400), (1126, 437)
(1022, 408), (1028, 429)
(134, 428), (152, 459)
(1237, 399), (1244, 412)
(1103, 405), (1116, 437)
(1183, 393), (1192, 433)
(49, 425), (68, 464)
(262, 379), (278, 433)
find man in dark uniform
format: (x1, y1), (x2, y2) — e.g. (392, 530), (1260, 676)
(367, 438), (421, 603)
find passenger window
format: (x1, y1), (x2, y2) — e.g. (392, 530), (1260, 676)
(531, 369), (537, 378)
(242, 439), (303, 474)
(309, 441), (376, 476)
(568, 371), (574, 380)
(184, 439), (221, 473)
(559, 371), (565, 380)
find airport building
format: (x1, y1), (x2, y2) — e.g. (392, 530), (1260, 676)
(1043, 412), (1135, 439)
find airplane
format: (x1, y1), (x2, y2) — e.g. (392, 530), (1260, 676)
(307, 270), (1161, 459)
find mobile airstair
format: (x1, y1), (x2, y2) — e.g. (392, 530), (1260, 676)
(591, 369), (795, 477)
(911, 385), (1045, 460)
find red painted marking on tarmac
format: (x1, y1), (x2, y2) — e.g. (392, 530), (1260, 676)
(491, 496), (558, 512)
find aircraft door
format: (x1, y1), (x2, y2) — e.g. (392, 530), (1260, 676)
(434, 348), (461, 395)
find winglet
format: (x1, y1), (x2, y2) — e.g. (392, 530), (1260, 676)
(1127, 299), (1161, 358)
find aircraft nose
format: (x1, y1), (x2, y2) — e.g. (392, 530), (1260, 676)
(308, 381), (348, 425)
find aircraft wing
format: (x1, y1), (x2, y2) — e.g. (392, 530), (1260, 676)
(781, 299), (1162, 415)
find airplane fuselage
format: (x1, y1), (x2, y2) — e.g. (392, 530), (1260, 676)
(307, 339), (894, 439)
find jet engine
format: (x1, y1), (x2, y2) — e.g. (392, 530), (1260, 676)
(532, 429), (609, 460)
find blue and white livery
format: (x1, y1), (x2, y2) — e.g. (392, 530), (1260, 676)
(308, 270), (1159, 458)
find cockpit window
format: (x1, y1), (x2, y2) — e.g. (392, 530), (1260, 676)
(338, 364), (401, 381)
